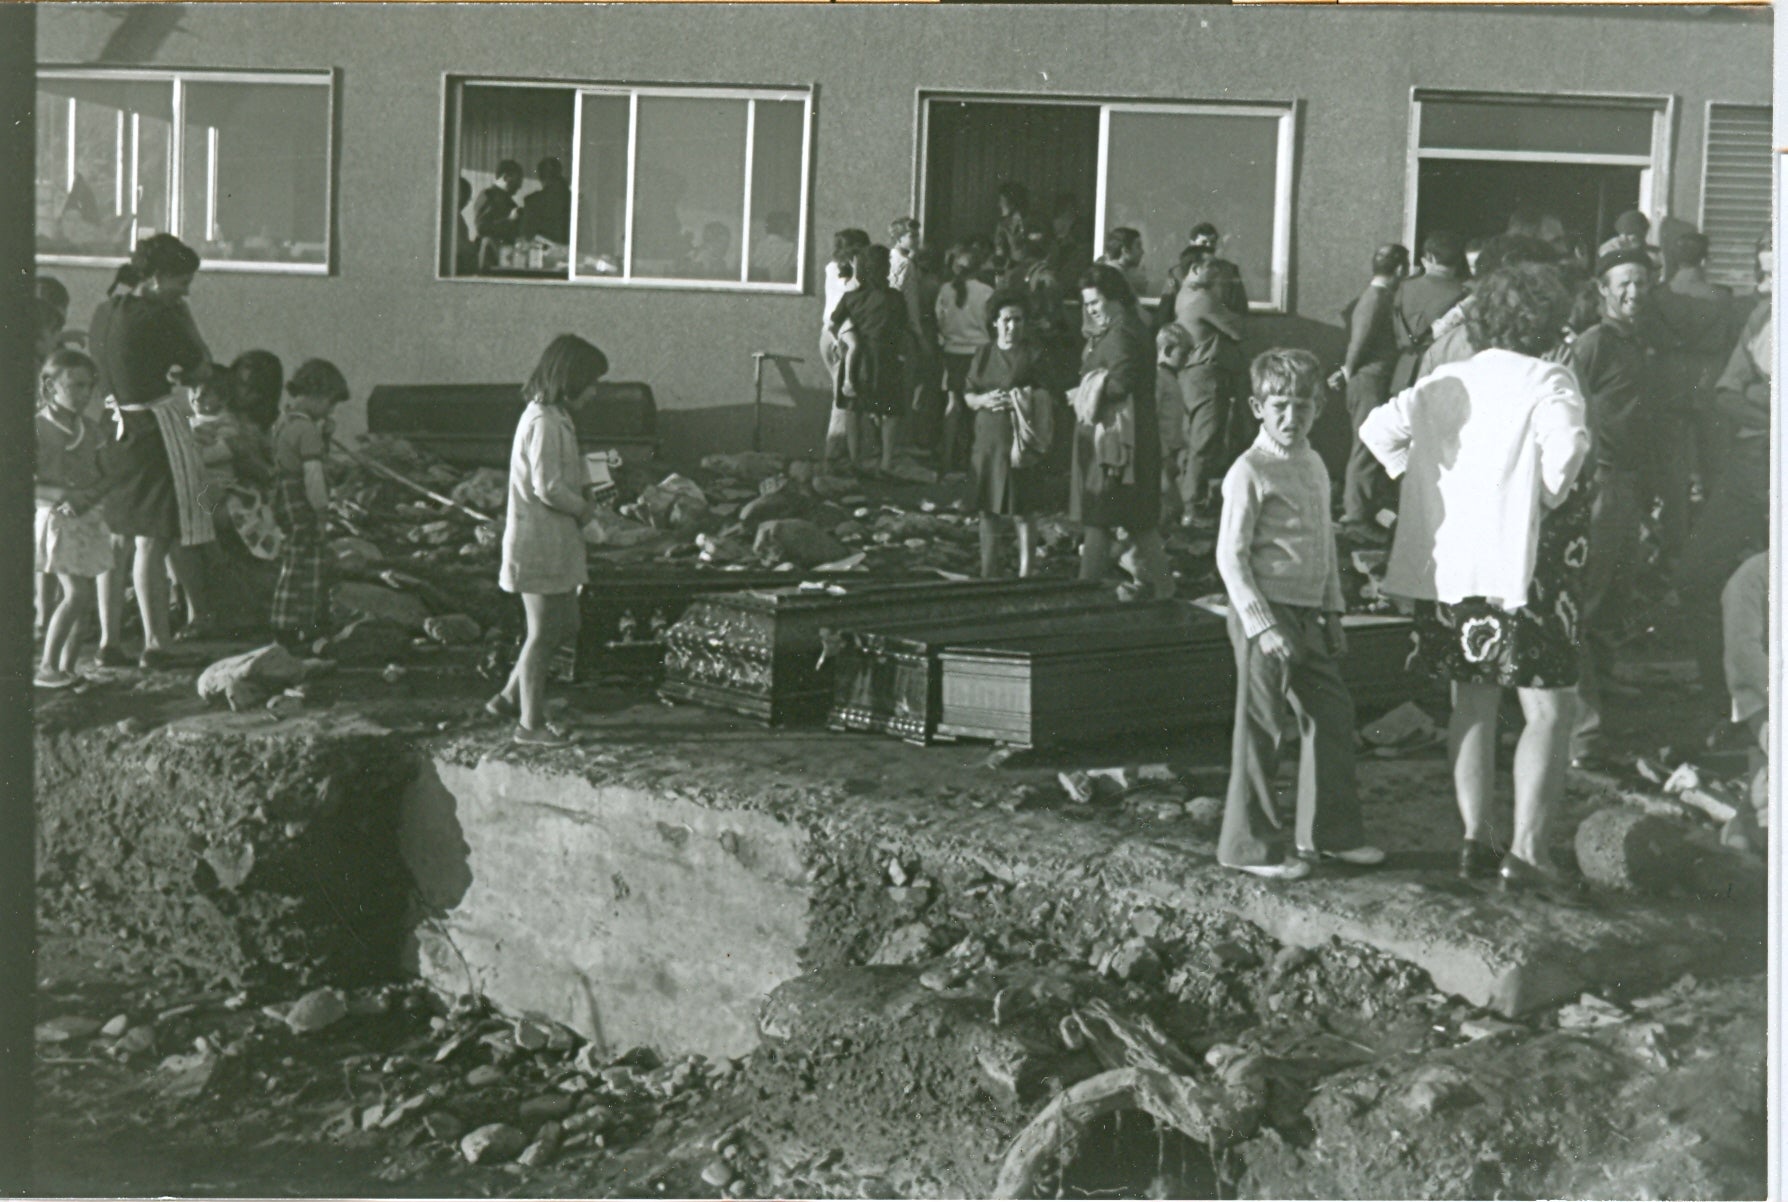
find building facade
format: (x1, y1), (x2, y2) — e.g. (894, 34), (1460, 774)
(35, 4), (1773, 459)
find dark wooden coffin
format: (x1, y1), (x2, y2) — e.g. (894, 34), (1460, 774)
(365, 382), (658, 467)
(659, 579), (1104, 725)
(1188, 597), (1416, 714)
(933, 605), (1233, 748)
(825, 599), (1198, 744)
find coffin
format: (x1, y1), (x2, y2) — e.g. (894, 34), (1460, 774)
(933, 605), (1234, 748)
(365, 382), (658, 467)
(824, 599), (1197, 744)
(659, 579), (1104, 725)
(1188, 597), (1416, 714)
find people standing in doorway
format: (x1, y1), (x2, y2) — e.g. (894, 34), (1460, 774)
(1598, 209), (1655, 262)
(965, 293), (1052, 579)
(1170, 253), (1247, 531)
(889, 217), (936, 447)
(831, 243), (912, 477)
(1099, 227), (1149, 300)
(490, 335), (609, 748)
(1049, 193), (1093, 279)
(1070, 264), (1172, 602)
(1360, 263), (1590, 897)
(1390, 231), (1469, 395)
(1335, 243), (1410, 544)
(992, 182), (1039, 275)
(1216, 348), (1379, 880)
(1567, 246), (1656, 771)
(935, 244), (995, 479)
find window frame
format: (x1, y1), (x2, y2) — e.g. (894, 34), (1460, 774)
(1698, 100), (1774, 291)
(439, 75), (814, 294)
(1401, 87), (1676, 253)
(912, 89), (1299, 313)
(35, 65), (337, 276)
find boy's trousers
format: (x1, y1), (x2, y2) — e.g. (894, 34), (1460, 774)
(1219, 601), (1362, 866)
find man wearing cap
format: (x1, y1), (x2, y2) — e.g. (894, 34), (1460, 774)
(1598, 210), (1656, 263)
(1186, 223), (1249, 315)
(1568, 245), (1657, 769)
(1335, 243), (1411, 543)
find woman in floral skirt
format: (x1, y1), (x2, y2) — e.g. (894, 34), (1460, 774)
(1360, 263), (1591, 898)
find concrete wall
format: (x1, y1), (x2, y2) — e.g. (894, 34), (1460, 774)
(37, 5), (1772, 459)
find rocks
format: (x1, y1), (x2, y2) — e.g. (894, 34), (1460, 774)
(702, 1157), (734, 1187)
(583, 508), (659, 548)
(100, 1014), (130, 1038)
(460, 1122), (528, 1165)
(330, 536), (386, 572)
(1574, 808), (1693, 894)
(282, 987), (349, 1035)
(702, 451), (785, 482)
(626, 474), (709, 530)
(196, 643), (309, 712)
(155, 1044), (221, 1099)
(318, 616), (412, 665)
(739, 488), (811, 527)
(1398, 1066), (1477, 1118)
(1103, 938), (1163, 984)
(465, 1064), (505, 1088)
(36, 1015), (103, 1043)
(518, 1120), (562, 1168)
(334, 581), (432, 633)
(753, 519), (848, 569)
(1361, 701), (1443, 753)
(423, 614), (482, 646)
(450, 467), (509, 514)
(1272, 945), (1315, 976)
(201, 839), (256, 891)
(869, 921), (940, 967)
(423, 1111), (467, 1141)
(1183, 795), (1225, 826)
(517, 1093), (576, 1122)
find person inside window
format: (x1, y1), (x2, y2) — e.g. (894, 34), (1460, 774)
(474, 160), (525, 271)
(520, 156), (571, 246)
(749, 211), (798, 283)
(684, 222), (736, 280)
(454, 177), (477, 276)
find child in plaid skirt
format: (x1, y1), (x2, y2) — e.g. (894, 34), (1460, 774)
(270, 360), (350, 648)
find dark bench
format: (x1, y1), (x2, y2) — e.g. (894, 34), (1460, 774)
(365, 382), (658, 467)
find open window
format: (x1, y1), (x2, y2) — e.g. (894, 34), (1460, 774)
(35, 68), (334, 273)
(443, 77), (812, 291)
(1405, 89), (1672, 257)
(1700, 102), (1773, 290)
(918, 94), (1296, 311)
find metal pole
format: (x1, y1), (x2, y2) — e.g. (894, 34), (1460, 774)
(751, 351), (766, 453)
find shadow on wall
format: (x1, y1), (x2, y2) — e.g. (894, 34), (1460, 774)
(397, 759), (473, 977)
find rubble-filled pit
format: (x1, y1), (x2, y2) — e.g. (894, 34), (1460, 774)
(29, 663), (1768, 1199)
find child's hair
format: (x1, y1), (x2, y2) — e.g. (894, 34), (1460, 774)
(832, 228), (870, 277)
(1184, 256), (1222, 292)
(131, 233), (201, 283)
(1077, 261), (1140, 311)
(1249, 348), (1324, 403)
(495, 159), (524, 182)
(39, 347), (97, 407)
(194, 363), (238, 413)
(1467, 263), (1572, 357)
(525, 334), (609, 409)
(287, 358), (350, 404)
(888, 216), (920, 244)
(1104, 227), (1141, 262)
(852, 244), (892, 290)
(230, 350), (284, 430)
(945, 244), (982, 307)
(985, 289), (1029, 339)
(35, 275), (70, 318)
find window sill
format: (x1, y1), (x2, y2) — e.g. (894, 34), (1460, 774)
(436, 272), (806, 296)
(37, 253), (329, 277)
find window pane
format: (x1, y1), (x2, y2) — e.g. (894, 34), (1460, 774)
(453, 84), (575, 277)
(1104, 109), (1281, 303)
(573, 93), (630, 278)
(632, 96), (746, 282)
(1419, 99), (1653, 157)
(179, 81), (330, 266)
(35, 78), (171, 258)
(746, 99), (803, 285)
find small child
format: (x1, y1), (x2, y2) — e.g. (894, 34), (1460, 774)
(269, 359), (350, 648)
(34, 350), (113, 688)
(1214, 348), (1382, 879)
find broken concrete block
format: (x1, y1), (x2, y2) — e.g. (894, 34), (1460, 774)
(201, 839), (255, 891)
(701, 452), (785, 482)
(460, 1122), (527, 1165)
(465, 1065), (505, 1088)
(334, 581), (432, 632)
(1361, 701), (1440, 749)
(1573, 808), (1690, 895)
(1184, 795), (1224, 826)
(422, 1111), (467, 1141)
(36, 1015), (103, 1043)
(1106, 938), (1163, 984)
(330, 536), (386, 572)
(283, 987), (349, 1035)
(100, 1014), (129, 1039)
(423, 614), (482, 646)
(869, 921), (939, 967)
(196, 643), (308, 711)
(517, 1093), (575, 1122)
(155, 1045), (220, 1099)
(1557, 993), (1626, 1029)
(518, 1121), (562, 1168)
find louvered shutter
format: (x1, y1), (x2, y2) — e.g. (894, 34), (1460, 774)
(1702, 104), (1773, 289)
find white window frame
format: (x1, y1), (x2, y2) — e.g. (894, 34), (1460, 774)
(1401, 87), (1675, 252)
(914, 90), (1298, 313)
(441, 76), (813, 294)
(35, 66), (336, 276)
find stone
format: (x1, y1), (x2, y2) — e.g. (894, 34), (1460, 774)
(465, 1064), (505, 1088)
(335, 581), (432, 632)
(1272, 945), (1314, 976)
(36, 1015), (102, 1043)
(811, 474), (855, 498)
(869, 921), (938, 967)
(284, 987), (349, 1035)
(1361, 701), (1441, 749)
(330, 536), (386, 572)
(702, 452), (785, 482)
(1460, 1016), (1522, 1041)
(518, 1121), (562, 1168)
(1184, 795), (1224, 826)
(1106, 938), (1163, 984)
(155, 1046), (220, 1099)
(423, 1111), (467, 1141)
(740, 488), (810, 527)
(600, 1065), (640, 1091)
(115, 1026), (155, 1056)
(584, 509), (659, 548)
(1557, 993), (1626, 1029)
(1399, 1066), (1476, 1118)
(702, 1158), (734, 1187)
(884, 461), (938, 485)
(196, 643), (308, 712)
(200, 839), (255, 891)
(451, 467), (509, 514)
(753, 519), (847, 569)
(634, 474), (709, 527)
(1574, 808), (1691, 894)
(115, 717), (148, 736)
(423, 614), (482, 646)
(320, 617), (412, 665)
(100, 1014), (130, 1039)
(460, 1122), (527, 1165)
(518, 1093), (576, 1122)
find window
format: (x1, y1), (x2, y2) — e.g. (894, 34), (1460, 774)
(1405, 89), (1671, 257)
(443, 78), (812, 291)
(1701, 103), (1772, 290)
(35, 68), (334, 273)
(919, 95), (1296, 311)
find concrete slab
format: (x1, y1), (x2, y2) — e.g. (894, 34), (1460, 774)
(403, 698), (1759, 1053)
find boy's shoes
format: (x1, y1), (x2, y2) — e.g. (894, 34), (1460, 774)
(34, 669), (78, 690)
(97, 645), (132, 669)
(1219, 858), (1312, 881)
(1296, 844), (1386, 866)
(1457, 838), (1504, 880)
(512, 723), (572, 749)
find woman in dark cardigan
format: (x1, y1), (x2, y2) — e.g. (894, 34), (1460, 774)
(1072, 263), (1173, 600)
(91, 234), (218, 667)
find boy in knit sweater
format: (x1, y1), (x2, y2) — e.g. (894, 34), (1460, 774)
(1215, 349), (1383, 879)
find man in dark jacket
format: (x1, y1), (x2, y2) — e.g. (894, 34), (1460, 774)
(1390, 230), (1469, 394)
(473, 159), (524, 271)
(1335, 243), (1409, 542)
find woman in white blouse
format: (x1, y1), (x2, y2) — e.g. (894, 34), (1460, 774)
(1360, 264), (1591, 898)
(489, 334), (608, 746)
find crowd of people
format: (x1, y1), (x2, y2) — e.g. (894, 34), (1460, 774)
(29, 187), (1772, 880)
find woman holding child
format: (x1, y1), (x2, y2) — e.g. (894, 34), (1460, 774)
(1360, 263), (1592, 897)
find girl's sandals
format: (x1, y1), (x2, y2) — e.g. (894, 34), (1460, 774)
(512, 723), (572, 749)
(34, 669), (78, 690)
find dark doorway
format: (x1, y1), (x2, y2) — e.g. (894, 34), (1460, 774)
(1414, 159), (1642, 251)
(922, 99), (1099, 254)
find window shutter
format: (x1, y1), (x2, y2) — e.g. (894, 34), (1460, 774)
(1702, 103), (1773, 289)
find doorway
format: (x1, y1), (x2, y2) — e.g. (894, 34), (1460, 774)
(1414, 158), (1642, 252)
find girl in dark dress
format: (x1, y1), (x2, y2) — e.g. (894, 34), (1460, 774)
(1072, 263), (1172, 601)
(91, 234), (218, 667)
(829, 243), (911, 477)
(964, 293), (1051, 578)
